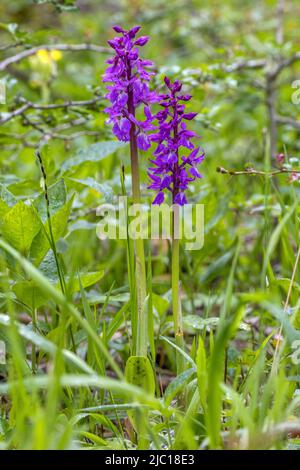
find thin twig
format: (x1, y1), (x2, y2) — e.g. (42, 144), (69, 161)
(0, 43), (109, 71)
(0, 96), (102, 126)
(275, 114), (300, 130)
(0, 103), (31, 125)
(17, 96), (102, 110)
(0, 41), (23, 51)
(221, 52), (300, 77)
(21, 113), (101, 142)
(217, 166), (300, 177)
(223, 59), (267, 73)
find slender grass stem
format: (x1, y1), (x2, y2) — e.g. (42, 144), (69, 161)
(36, 150), (75, 351)
(36, 151), (66, 294)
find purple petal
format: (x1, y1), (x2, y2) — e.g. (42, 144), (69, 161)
(153, 192), (165, 205)
(112, 25), (125, 33)
(137, 133), (151, 151)
(164, 76), (171, 89)
(190, 167), (203, 178)
(161, 175), (172, 189)
(178, 94), (192, 101)
(134, 36), (149, 46)
(174, 192), (187, 205)
(128, 26), (141, 38)
(183, 112), (197, 120)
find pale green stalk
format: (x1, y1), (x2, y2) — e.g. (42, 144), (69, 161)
(172, 210), (185, 375)
(128, 86), (147, 357)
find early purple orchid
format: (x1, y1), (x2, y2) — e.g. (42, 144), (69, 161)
(148, 77), (205, 205)
(103, 25), (157, 151)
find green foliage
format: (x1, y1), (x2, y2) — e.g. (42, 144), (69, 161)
(2, 201), (41, 255)
(1, 0), (300, 452)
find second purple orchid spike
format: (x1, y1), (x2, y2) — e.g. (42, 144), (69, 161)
(148, 77), (205, 205)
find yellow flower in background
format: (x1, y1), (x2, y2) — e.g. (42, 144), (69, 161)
(29, 49), (63, 96)
(35, 49), (62, 65)
(50, 50), (62, 61)
(36, 49), (52, 65)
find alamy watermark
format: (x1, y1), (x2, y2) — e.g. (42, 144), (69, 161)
(96, 196), (204, 250)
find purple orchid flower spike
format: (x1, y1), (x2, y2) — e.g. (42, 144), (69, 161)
(103, 25), (157, 150)
(148, 77), (205, 205)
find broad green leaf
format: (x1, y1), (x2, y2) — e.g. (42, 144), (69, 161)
(0, 182), (17, 218)
(184, 315), (250, 332)
(0, 183), (17, 206)
(30, 195), (74, 266)
(65, 271), (104, 293)
(0, 199), (10, 219)
(1, 201), (41, 255)
(13, 271), (104, 308)
(87, 292), (130, 305)
(60, 141), (127, 173)
(68, 177), (114, 203)
(164, 368), (196, 406)
(125, 356), (155, 395)
(34, 179), (67, 223)
(152, 293), (169, 317)
(0, 238), (123, 379)
(13, 280), (48, 308)
(125, 355), (156, 440)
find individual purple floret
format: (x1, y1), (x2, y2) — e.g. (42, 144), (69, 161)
(148, 77), (205, 205)
(103, 25), (157, 150)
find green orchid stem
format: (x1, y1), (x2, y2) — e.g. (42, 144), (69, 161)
(128, 95), (147, 358)
(172, 211), (185, 376)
